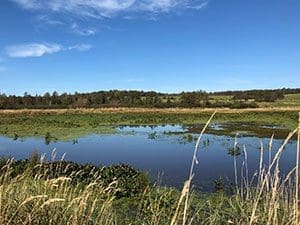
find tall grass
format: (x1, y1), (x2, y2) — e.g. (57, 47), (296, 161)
(0, 112), (299, 224)
(171, 112), (300, 225)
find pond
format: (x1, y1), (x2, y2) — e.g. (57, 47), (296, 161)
(0, 123), (297, 191)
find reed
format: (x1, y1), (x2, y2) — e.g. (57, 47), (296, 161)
(171, 111), (299, 225)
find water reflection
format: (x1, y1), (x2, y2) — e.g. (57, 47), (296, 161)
(0, 124), (297, 191)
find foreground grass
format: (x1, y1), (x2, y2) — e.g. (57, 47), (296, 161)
(0, 149), (298, 225)
(0, 108), (298, 140)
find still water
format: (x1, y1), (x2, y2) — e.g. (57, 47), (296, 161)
(0, 124), (297, 191)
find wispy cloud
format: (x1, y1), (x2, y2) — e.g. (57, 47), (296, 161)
(11, 0), (209, 18)
(6, 43), (92, 58)
(186, 1), (208, 10)
(36, 15), (64, 25)
(67, 44), (92, 51)
(71, 23), (97, 36)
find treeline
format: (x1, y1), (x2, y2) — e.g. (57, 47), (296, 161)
(0, 90), (171, 109)
(0, 88), (299, 109)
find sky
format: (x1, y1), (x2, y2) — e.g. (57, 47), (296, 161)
(0, 0), (299, 96)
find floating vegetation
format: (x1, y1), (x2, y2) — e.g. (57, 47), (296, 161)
(13, 133), (18, 141)
(228, 144), (241, 156)
(203, 138), (210, 147)
(45, 132), (52, 145)
(186, 134), (194, 143)
(148, 132), (157, 139)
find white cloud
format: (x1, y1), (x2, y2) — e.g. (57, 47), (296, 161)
(11, 0), (208, 18)
(6, 43), (92, 58)
(6, 43), (62, 58)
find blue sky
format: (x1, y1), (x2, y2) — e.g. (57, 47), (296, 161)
(0, 0), (299, 96)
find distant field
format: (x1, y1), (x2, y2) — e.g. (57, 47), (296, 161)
(164, 93), (300, 107)
(210, 93), (300, 107)
(266, 93), (300, 107)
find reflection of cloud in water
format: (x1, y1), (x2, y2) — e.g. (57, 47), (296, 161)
(209, 123), (224, 131)
(118, 125), (186, 134)
(0, 124), (297, 191)
(117, 125), (189, 141)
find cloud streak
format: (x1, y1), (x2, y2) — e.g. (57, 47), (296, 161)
(67, 44), (92, 51)
(6, 43), (91, 58)
(11, 0), (208, 18)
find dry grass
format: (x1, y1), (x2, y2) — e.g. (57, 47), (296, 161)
(0, 158), (118, 225)
(0, 106), (300, 115)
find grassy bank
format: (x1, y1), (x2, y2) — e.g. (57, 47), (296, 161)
(0, 108), (298, 140)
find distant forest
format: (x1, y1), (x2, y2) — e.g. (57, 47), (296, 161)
(0, 88), (299, 109)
